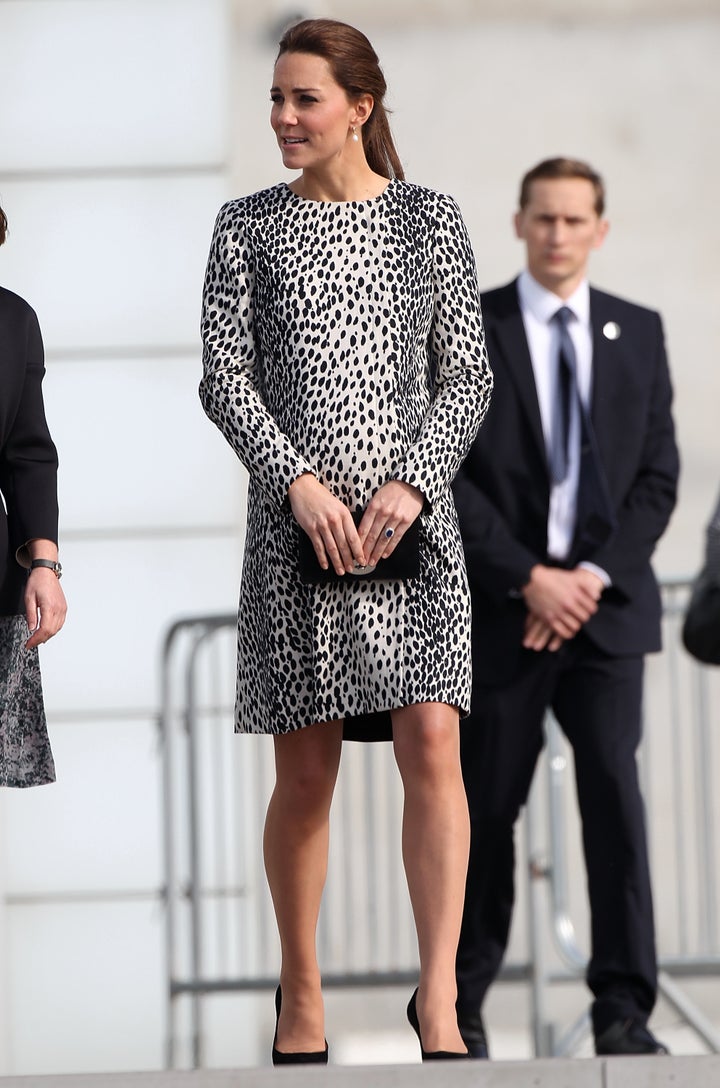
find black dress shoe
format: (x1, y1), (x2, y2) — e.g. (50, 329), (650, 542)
(271, 986), (329, 1066)
(457, 1007), (490, 1059)
(406, 989), (470, 1060)
(595, 1018), (669, 1056)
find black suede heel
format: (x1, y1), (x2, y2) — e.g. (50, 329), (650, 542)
(271, 985), (329, 1066)
(406, 988), (469, 1061)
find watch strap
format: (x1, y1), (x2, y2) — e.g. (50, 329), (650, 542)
(30, 558), (62, 579)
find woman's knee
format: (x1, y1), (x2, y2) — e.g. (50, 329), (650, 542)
(392, 703), (460, 780)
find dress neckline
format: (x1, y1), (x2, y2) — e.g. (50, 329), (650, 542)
(282, 178), (396, 208)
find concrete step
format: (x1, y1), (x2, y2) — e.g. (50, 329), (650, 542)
(1, 1056), (720, 1088)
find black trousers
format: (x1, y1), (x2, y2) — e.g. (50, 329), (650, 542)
(456, 633), (658, 1035)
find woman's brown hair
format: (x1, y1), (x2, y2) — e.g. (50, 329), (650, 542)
(277, 18), (405, 181)
(0, 206), (7, 247)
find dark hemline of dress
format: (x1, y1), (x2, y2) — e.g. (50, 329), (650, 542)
(344, 709), (393, 743)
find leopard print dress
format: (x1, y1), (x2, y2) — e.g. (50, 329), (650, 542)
(200, 179), (492, 736)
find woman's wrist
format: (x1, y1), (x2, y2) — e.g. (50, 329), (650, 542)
(16, 538), (59, 570)
(27, 538), (59, 562)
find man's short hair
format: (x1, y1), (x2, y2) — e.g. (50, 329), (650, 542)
(519, 157), (605, 217)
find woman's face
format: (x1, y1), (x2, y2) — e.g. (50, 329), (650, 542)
(270, 51), (358, 173)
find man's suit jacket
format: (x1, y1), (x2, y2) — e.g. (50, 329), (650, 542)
(0, 287), (58, 615)
(453, 279), (679, 686)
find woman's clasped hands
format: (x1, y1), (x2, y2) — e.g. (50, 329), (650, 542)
(288, 473), (424, 577)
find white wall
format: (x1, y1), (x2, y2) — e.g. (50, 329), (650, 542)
(1, 0), (719, 1075)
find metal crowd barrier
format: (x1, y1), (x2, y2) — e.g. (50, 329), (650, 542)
(159, 579), (720, 1068)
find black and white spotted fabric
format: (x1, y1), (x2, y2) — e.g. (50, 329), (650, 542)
(200, 179), (492, 735)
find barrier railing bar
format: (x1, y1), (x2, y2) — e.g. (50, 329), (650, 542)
(159, 614), (235, 1068)
(695, 669), (717, 950)
(666, 615), (689, 955)
(168, 964), (532, 998)
(658, 971), (720, 1053)
(186, 627), (207, 1068)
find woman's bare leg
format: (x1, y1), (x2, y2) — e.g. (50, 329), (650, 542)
(263, 719), (343, 1052)
(392, 702), (469, 1054)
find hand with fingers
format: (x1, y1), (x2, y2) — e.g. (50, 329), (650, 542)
(523, 614), (565, 653)
(288, 473), (366, 577)
(25, 568), (67, 649)
(521, 564), (604, 650)
(357, 480), (424, 570)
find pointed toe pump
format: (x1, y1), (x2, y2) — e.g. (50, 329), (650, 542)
(271, 986), (329, 1066)
(406, 988), (470, 1061)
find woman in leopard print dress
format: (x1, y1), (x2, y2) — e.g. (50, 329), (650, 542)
(200, 18), (492, 1062)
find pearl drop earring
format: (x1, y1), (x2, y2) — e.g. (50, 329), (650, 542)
(351, 126), (359, 142)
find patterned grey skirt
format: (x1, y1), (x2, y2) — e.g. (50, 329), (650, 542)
(0, 615), (55, 787)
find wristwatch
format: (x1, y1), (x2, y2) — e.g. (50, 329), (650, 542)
(30, 558), (63, 579)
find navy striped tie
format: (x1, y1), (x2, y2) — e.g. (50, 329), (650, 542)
(550, 305), (577, 485)
(550, 306), (617, 557)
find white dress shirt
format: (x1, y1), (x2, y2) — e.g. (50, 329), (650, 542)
(517, 271), (610, 585)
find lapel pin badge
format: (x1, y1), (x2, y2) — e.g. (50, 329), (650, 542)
(602, 321), (621, 341)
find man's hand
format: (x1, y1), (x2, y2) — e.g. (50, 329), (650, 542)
(523, 614), (564, 653)
(521, 564), (604, 648)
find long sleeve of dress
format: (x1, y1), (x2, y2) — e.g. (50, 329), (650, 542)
(392, 195), (493, 507)
(199, 202), (314, 510)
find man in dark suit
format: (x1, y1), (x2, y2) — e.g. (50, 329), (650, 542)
(453, 158), (679, 1058)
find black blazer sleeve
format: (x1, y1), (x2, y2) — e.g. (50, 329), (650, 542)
(452, 282), (549, 602)
(585, 308), (679, 597)
(0, 290), (59, 571)
(453, 460), (540, 600)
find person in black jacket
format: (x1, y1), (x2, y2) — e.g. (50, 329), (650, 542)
(453, 158), (679, 1058)
(0, 204), (66, 787)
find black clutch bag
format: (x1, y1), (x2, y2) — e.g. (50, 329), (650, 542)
(298, 510), (421, 584)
